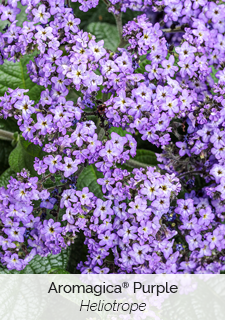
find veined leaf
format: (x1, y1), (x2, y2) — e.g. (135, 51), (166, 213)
(77, 164), (104, 200)
(87, 22), (119, 51)
(0, 249), (70, 274)
(0, 168), (16, 188)
(0, 52), (44, 104)
(109, 126), (132, 137)
(120, 149), (158, 171)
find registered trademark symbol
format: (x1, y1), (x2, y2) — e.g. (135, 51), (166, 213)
(122, 282), (129, 288)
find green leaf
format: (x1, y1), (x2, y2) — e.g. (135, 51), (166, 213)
(0, 118), (19, 133)
(24, 249), (70, 274)
(20, 137), (42, 158)
(133, 149), (158, 166)
(43, 175), (62, 189)
(66, 88), (82, 103)
(136, 132), (161, 153)
(87, 22), (119, 51)
(109, 126), (132, 137)
(177, 188), (188, 199)
(120, 149), (158, 171)
(0, 140), (13, 174)
(8, 138), (36, 175)
(26, 144), (42, 157)
(77, 164), (104, 200)
(71, 1), (116, 30)
(210, 66), (218, 83)
(0, 168), (16, 188)
(136, 59), (149, 74)
(16, 3), (29, 28)
(0, 52), (44, 103)
(0, 249), (70, 274)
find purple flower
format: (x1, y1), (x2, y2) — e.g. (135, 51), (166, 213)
(176, 141), (188, 157)
(41, 219), (62, 239)
(210, 164), (225, 183)
(99, 141), (120, 162)
(35, 114), (53, 135)
(4, 253), (23, 270)
(51, 74), (71, 91)
(32, 4), (50, 24)
(60, 189), (78, 208)
(0, 236), (16, 250)
(14, 95), (34, 119)
(207, 229), (223, 250)
(161, 55), (178, 77)
(67, 64), (86, 87)
(4, 225), (25, 242)
(198, 241), (211, 258)
(93, 199), (113, 220)
(198, 207), (214, 226)
(89, 40), (106, 61)
(117, 222), (137, 243)
(1, 5), (20, 22)
(76, 187), (93, 206)
(129, 243), (150, 264)
(49, 0), (65, 15)
(44, 155), (62, 174)
(175, 42), (197, 60)
(35, 25), (53, 41)
(186, 232), (202, 251)
(216, 177), (225, 200)
(64, 14), (80, 33)
(62, 157), (79, 178)
(175, 199), (195, 218)
(62, 207), (77, 224)
(98, 230), (116, 247)
(178, 57), (197, 78)
(40, 197), (57, 210)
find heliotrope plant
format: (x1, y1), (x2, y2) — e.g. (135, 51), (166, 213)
(0, 0), (225, 274)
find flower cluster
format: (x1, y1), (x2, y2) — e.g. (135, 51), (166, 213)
(0, 0), (224, 273)
(75, 167), (182, 274)
(0, 170), (76, 270)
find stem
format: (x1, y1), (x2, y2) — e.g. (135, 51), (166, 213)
(47, 185), (64, 192)
(125, 159), (149, 169)
(102, 0), (127, 48)
(41, 173), (52, 183)
(114, 13), (125, 48)
(0, 129), (14, 141)
(102, 0), (110, 6)
(162, 27), (185, 33)
(114, 13), (123, 41)
(177, 170), (203, 179)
